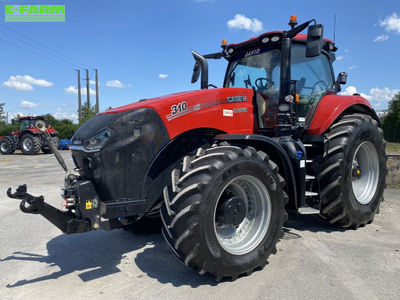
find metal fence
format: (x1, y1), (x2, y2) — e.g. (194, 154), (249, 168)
(383, 128), (400, 143)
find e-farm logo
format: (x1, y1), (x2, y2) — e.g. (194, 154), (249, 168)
(5, 5), (65, 22)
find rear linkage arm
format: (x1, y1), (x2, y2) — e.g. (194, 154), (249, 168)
(7, 184), (90, 234)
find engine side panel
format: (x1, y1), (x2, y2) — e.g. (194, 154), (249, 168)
(307, 94), (374, 135)
(102, 88), (256, 138)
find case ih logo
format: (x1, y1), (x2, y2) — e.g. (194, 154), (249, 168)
(227, 96), (246, 103)
(5, 5), (65, 22)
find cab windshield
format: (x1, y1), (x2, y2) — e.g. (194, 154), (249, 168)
(225, 47), (281, 103)
(20, 120), (30, 130)
(224, 44), (335, 125)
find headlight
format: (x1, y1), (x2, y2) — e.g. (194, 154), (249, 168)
(83, 129), (112, 151)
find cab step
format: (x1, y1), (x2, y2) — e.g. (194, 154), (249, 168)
(305, 175), (315, 180)
(305, 191), (318, 197)
(298, 206), (320, 214)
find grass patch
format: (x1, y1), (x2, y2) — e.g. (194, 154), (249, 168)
(387, 184), (400, 189)
(386, 142), (400, 154)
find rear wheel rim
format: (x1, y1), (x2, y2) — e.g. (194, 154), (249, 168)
(22, 138), (32, 152)
(351, 141), (379, 205)
(1, 142), (8, 152)
(214, 175), (272, 255)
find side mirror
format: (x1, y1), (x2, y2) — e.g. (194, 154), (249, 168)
(191, 50), (209, 89)
(337, 72), (347, 85)
(191, 62), (200, 84)
(306, 24), (324, 57)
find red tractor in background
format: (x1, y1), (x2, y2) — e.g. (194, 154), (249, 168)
(0, 116), (59, 155)
(8, 16), (387, 281)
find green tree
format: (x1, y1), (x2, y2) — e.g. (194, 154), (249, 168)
(80, 101), (97, 124)
(382, 92), (400, 142)
(43, 113), (79, 139)
(0, 103), (5, 124)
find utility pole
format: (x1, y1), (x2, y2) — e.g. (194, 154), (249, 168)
(85, 69), (90, 110)
(95, 69), (99, 113)
(77, 70), (82, 123)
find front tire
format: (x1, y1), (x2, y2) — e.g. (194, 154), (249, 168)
(161, 143), (288, 281)
(319, 114), (387, 228)
(0, 138), (15, 155)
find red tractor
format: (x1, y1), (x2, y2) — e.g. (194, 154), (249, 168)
(8, 17), (387, 281)
(0, 116), (59, 155)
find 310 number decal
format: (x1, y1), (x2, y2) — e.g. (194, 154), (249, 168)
(171, 102), (187, 115)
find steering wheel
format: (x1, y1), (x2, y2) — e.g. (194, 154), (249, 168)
(311, 80), (328, 94)
(255, 78), (275, 91)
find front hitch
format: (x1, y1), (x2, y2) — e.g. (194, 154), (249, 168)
(7, 184), (44, 214)
(7, 184), (90, 234)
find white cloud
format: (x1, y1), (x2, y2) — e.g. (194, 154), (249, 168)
(341, 86), (372, 101)
(64, 85), (96, 96)
(3, 75), (53, 91)
(373, 34), (389, 42)
(20, 100), (38, 109)
(159, 73), (169, 79)
(369, 87), (400, 101)
(53, 112), (78, 122)
(336, 55), (344, 60)
(341, 86), (359, 96)
(379, 13), (400, 33)
(105, 80), (128, 88)
(348, 65), (357, 71)
(227, 14), (263, 33)
(341, 86), (399, 102)
(89, 80), (96, 85)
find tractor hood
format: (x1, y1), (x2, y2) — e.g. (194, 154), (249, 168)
(98, 87), (255, 139)
(72, 87), (254, 151)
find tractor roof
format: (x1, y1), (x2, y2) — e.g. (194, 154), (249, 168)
(19, 116), (45, 120)
(228, 31), (332, 47)
(226, 31), (335, 56)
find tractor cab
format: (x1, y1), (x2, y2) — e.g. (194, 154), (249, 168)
(19, 116), (47, 129)
(192, 16), (343, 135)
(224, 37), (335, 129)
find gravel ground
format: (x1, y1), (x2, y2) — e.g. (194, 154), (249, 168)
(0, 151), (399, 300)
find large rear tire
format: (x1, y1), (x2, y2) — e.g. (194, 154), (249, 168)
(318, 114), (387, 228)
(42, 136), (59, 154)
(20, 134), (42, 155)
(161, 143), (288, 281)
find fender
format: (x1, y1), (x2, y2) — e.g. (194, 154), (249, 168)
(141, 128), (224, 209)
(214, 134), (298, 210)
(307, 94), (379, 135)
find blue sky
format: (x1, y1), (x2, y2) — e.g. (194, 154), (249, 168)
(1, 0), (399, 122)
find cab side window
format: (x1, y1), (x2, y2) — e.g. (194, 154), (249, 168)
(291, 44), (334, 119)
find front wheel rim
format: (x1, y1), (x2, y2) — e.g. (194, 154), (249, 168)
(213, 175), (272, 255)
(1, 142), (8, 152)
(351, 141), (379, 205)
